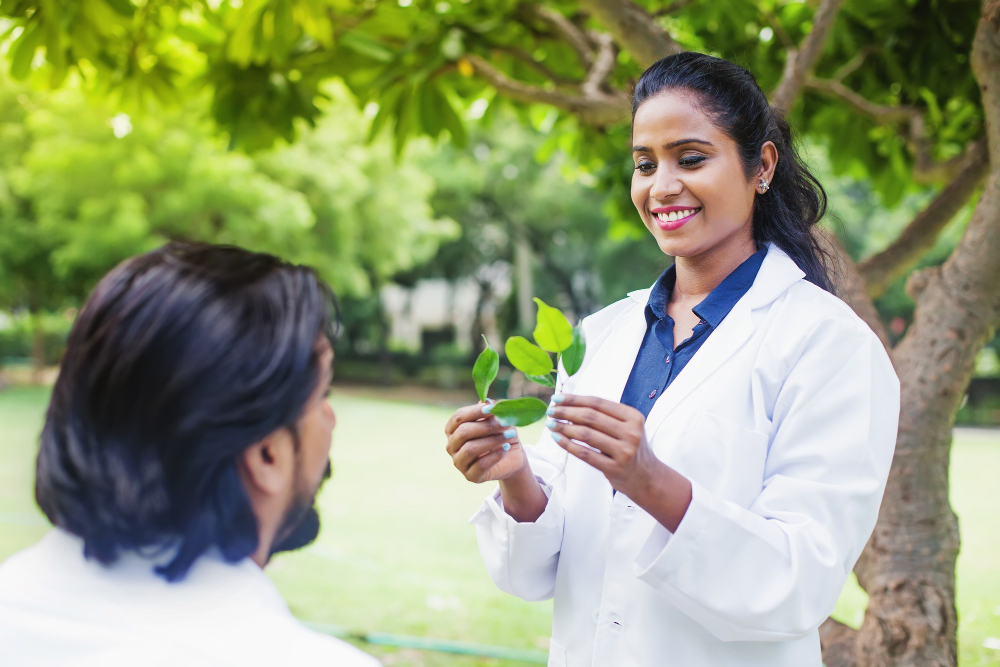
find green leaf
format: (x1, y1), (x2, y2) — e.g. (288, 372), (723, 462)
(525, 373), (556, 388)
(10, 20), (41, 80)
(341, 32), (395, 63)
(473, 335), (499, 402)
(437, 87), (468, 147)
(491, 397), (549, 427)
(505, 336), (553, 376)
(560, 325), (585, 376)
(532, 297), (573, 353)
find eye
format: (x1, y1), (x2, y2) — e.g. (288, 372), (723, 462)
(634, 160), (655, 174)
(679, 155), (707, 168)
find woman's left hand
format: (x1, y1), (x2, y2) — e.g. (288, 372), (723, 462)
(546, 393), (693, 531)
(545, 394), (661, 500)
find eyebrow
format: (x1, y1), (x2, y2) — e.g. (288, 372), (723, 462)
(632, 138), (714, 152)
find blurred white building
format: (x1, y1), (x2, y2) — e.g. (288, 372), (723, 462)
(380, 263), (512, 354)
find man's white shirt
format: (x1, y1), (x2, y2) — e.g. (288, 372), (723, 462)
(0, 529), (380, 666)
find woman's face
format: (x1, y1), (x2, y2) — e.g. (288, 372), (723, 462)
(631, 91), (759, 261)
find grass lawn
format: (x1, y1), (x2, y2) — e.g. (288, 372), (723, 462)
(1, 385), (998, 666)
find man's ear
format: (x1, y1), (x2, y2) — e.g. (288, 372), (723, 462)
(240, 430), (296, 497)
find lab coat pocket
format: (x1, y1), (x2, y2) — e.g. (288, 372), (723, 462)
(547, 638), (567, 667)
(677, 411), (769, 508)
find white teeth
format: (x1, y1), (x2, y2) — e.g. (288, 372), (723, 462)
(656, 209), (697, 223)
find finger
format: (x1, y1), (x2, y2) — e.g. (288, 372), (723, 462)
(444, 401), (497, 437)
(453, 432), (515, 472)
(547, 420), (620, 457)
(445, 415), (507, 456)
(551, 431), (614, 473)
(552, 394), (642, 423)
(466, 447), (508, 483)
(548, 405), (624, 440)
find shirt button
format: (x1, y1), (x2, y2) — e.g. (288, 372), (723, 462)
(648, 389), (657, 399)
(664, 355), (670, 363)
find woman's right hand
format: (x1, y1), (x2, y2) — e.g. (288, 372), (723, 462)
(445, 402), (527, 483)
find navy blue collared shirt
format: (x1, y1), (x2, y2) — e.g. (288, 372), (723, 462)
(620, 248), (768, 418)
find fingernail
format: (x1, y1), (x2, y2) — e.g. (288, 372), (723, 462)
(551, 432), (563, 442)
(481, 404), (493, 414)
(546, 406), (555, 416)
(503, 428), (517, 439)
(553, 394), (565, 403)
(546, 418), (557, 429)
(497, 417), (511, 427)
(502, 442), (511, 451)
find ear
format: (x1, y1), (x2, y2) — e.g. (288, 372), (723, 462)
(239, 430), (296, 497)
(757, 141), (779, 193)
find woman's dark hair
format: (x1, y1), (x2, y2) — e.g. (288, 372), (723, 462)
(632, 51), (833, 291)
(36, 242), (340, 582)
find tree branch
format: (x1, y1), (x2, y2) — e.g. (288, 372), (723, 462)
(576, 0), (682, 68)
(582, 30), (617, 95)
(523, 5), (594, 68)
(652, 0), (696, 18)
(771, 0), (845, 115)
(858, 137), (990, 298)
(466, 54), (629, 126)
(490, 44), (581, 86)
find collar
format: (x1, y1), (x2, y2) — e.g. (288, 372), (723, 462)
(627, 243), (805, 312)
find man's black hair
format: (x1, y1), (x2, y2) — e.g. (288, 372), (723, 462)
(36, 242), (339, 581)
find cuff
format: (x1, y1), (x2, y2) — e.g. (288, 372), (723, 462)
(633, 478), (713, 586)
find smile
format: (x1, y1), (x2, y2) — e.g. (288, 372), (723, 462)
(652, 207), (701, 231)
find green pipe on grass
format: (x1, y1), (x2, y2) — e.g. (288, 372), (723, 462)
(305, 622), (549, 664)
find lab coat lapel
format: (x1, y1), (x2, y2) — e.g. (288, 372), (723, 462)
(573, 294), (648, 403)
(642, 244), (805, 443)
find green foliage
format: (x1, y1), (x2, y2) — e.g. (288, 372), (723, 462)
(525, 373), (556, 389)
(0, 0), (984, 214)
(504, 336), (553, 377)
(490, 396), (549, 427)
(531, 297), (573, 353)
(0, 72), (454, 321)
(472, 335), (499, 402)
(561, 325), (585, 376)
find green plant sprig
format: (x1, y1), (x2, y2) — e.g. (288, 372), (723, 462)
(472, 298), (586, 426)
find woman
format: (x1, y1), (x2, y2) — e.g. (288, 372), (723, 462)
(444, 53), (899, 667)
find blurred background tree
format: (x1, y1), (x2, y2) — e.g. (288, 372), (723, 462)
(2, 1), (999, 665)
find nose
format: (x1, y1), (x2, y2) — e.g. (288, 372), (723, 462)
(324, 402), (337, 431)
(649, 167), (683, 202)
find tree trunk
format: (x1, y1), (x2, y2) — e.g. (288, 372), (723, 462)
(514, 235), (535, 332)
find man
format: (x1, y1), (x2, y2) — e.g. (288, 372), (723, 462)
(0, 243), (378, 666)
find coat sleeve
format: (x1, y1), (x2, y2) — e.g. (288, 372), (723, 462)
(632, 316), (900, 641)
(467, 361), (583, 602)
(468, 425), (568, 602)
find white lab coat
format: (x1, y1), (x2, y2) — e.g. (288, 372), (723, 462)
(471, 244), (899, 667)
(0, 529), (379, 667)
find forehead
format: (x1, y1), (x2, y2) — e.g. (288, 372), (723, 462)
(631, 91), (724, 146)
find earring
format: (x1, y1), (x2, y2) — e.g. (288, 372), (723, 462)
(759, 177), (769, 193)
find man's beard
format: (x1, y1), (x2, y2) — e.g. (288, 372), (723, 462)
(269, 460), (332, 557)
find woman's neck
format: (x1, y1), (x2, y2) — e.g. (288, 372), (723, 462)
(672, 235), (757, 303)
